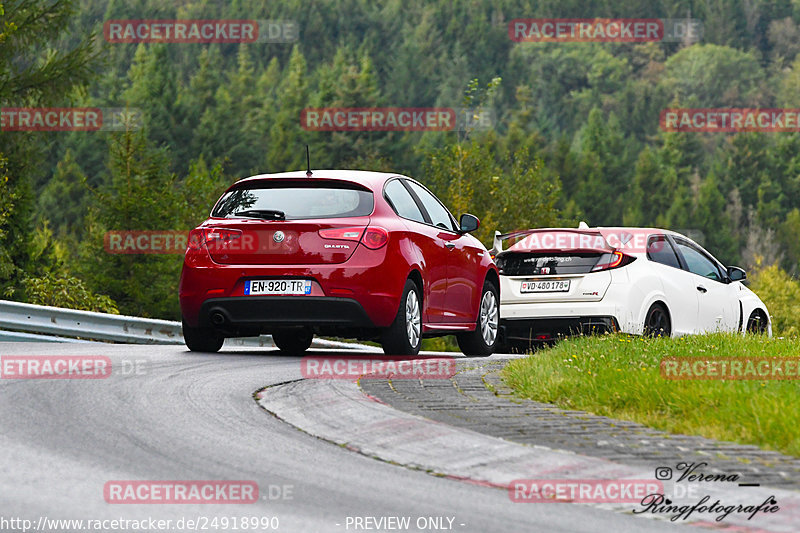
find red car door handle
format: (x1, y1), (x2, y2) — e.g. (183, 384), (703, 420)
(445, 242), (455, 249)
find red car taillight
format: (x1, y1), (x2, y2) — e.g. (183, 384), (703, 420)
(187, 228), (243, 252)
(361, 227), (389, 249)
(319, 226), (388, 250)
(591, 251), (635, 271)
(318, 227), (366, 241)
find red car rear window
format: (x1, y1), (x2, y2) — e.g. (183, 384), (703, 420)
(212, 182), (374, 220)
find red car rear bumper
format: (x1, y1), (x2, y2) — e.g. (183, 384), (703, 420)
(179, 243), (407, 332)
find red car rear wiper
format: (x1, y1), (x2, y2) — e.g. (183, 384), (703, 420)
(233, 209), (286, 220)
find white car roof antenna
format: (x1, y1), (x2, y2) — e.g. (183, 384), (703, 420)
(578, 221), (589, 229)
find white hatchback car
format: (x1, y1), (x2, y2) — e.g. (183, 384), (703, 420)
(493, 225), (771, 349)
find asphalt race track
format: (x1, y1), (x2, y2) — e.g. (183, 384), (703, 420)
(0, 343), (685, 532)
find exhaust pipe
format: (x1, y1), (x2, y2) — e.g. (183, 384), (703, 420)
(210, 311), (226, 326)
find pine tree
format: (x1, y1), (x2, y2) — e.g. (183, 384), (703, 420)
(37, 150), (89, 236)
(694, 172), (737, 264)
(267, 46), (310, 171)
(123, 44), (183, 163)
(573, 108), (633, 225)
(77, 128), (184, 318)
(0, 0), (98, 295)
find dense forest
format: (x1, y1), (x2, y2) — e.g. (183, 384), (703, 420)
(3, 0), (800, 323)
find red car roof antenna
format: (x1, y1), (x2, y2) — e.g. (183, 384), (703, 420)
(306, 145), (313, 177)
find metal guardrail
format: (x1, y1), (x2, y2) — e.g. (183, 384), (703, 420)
(0, 299), (379, 350)
(0, 300), (183, 344)
(0, 330), (95, 343)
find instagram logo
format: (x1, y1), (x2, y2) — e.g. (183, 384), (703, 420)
(655, 467), (673, 480)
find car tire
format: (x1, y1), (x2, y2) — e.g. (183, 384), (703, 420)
(746, 311), (768, 334)
(643, 303), (671, 337)
(272, 327), (314, 354)
(457, 280), (499, 357)
(381, 279), (422, 356)
(182, 320), (224, 353)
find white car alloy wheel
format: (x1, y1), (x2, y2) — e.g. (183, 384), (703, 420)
(405, 290), (421, 348)
(479, 290), (498, 345)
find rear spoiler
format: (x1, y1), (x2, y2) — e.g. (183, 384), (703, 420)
(491, 229), (540, 254)
(492, 228), (609, 250)
(493, 225), (665, 256)
(492, 231), (503, 253)
(491, 228), (617, 257)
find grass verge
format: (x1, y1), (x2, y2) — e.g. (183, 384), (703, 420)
(502, 333), (800, 457)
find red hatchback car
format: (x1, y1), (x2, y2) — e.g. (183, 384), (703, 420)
(179, 170), (500, 356)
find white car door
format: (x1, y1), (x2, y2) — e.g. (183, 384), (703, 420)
(672, 239), (739, 333)
(645, 235), (698, 335)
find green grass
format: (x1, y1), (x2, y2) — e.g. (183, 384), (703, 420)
(502, 333), (800, 457)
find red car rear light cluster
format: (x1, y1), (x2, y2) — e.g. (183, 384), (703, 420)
(187, 228), (243, 252)
(591, 251), (635, 271)
(318, 227), (365, 241)
(361, 227), (389, 249)
(318, 226), (389, 250)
